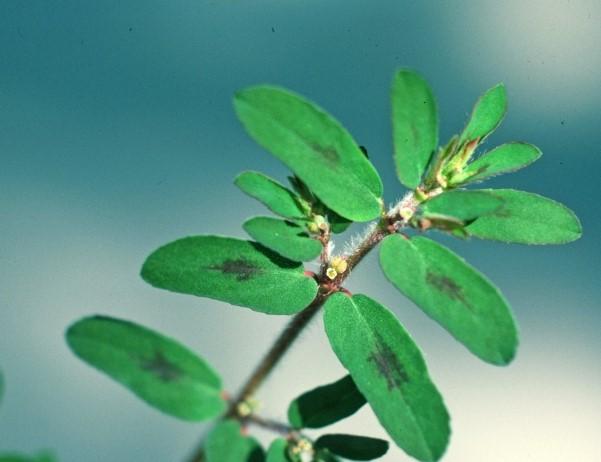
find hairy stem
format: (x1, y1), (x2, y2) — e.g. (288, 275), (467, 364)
(186, 295), (329, 462)
(226, 293), (326, 418)
(187, 193), (419, 462)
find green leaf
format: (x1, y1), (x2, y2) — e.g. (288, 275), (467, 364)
(287, 374), (366, 429)
(456, 142), (541, 184)
(0, 453), (56, 462)
(266, 439), (289, 462)
(206, 420), (265, 462)
(380, 235), (518, 365)
(323, 293), (449, 462)
(421, 190), (503, 222)
(141, 236), (318, 315)
(66, 315), (225, 421)
(316, 451), (341, 462)
(288, 175), (315, 204)
(391, 69), (439, 189)
(459, 83), (507, 144)
(327, 209), (352, 234)
(243, 217), (322, 262)
(234, 86), (383, 221)
(235, 171), (309, 220)
(288, 175), (353, 234)
(465, 189), (582, 244)
(414, 213), (467, 235)
(315, 434), (389, 461)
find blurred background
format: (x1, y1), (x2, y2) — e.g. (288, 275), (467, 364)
(0, 1), (599, 461)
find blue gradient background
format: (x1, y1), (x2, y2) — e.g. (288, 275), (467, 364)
(1, 1), (599, 461)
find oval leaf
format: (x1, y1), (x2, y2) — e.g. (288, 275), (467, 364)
(459, 83), (507, 144)
(323, 293), (450, 462)
(243, 217), (322, 262)
(288, 374), (366, 429)
(421, 190), (503, 222)
(66, 316), (225, 421)
(235, 171), (309, 219)
(380, 235), (518, 365)
(206, 420), (265, 462)
(457, 142), (541, 184)
(315, 434), (389, 461)
(391, 69), (439, 189)
(141, 236), (318, 315)
(266, 439), (288, 462)
(234, 86), (383, 221)
(465, 189), (582, 244)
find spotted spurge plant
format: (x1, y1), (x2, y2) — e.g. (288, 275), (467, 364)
(60, 69), (581, 462)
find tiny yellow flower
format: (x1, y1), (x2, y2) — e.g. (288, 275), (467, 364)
(399, 207), (414, 220)
(307, 222), (320, 233)
(288, 438), (314, 462)
(331, 256), (348, 274)
(236, 401), (252, 417)
(236, 397), (260, 417)
(326, 267), (338, 280)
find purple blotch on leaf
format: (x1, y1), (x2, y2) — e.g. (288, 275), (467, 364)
(208, 258), (262, 281)
(426, 271), (472, 309)
(140, 351), (183, 382)
(311, 143), (339, 163)
(368, 335), (408, 390)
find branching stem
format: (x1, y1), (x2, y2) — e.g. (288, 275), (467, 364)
(186, 192), (419, 462)
(225, 293), (326, 418)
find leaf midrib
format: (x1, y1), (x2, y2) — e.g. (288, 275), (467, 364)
(343, 297), (434, 460)
(241, 100), (381, 202)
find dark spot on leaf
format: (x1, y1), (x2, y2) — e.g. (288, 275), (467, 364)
(474, 164), (490, 176)
(140, 351), (182, 382)
(209, 258), (262, 281)
(492, 206), (512, 218)
(359, 145), (369, 158)
(410, 123), (421, 144)
(311, 143), (339, 163)
(426, 271), (471, 308)
(368, 335), (408, 390)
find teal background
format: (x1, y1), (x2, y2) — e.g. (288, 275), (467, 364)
(1, 1), (599, 460)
